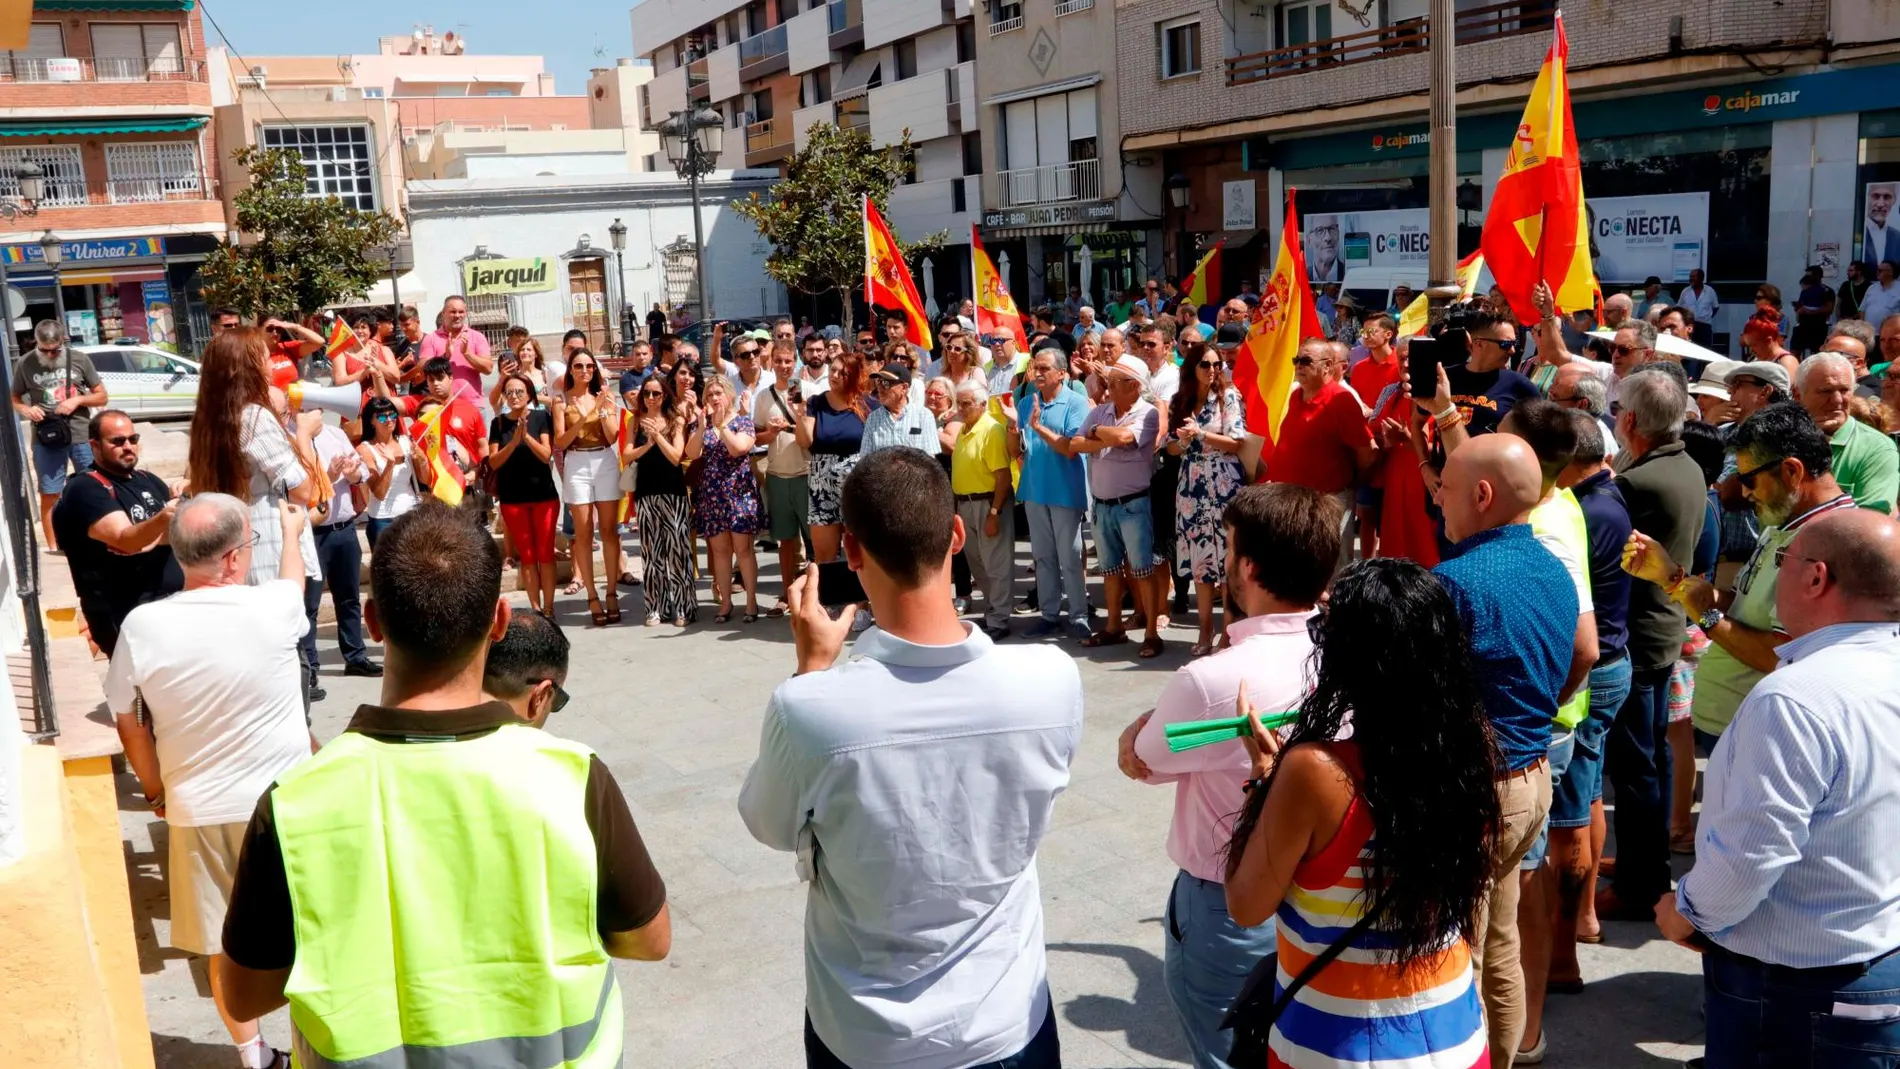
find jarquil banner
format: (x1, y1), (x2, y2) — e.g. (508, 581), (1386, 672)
(464, 257), (555, 296)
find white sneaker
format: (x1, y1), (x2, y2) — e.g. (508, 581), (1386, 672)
(850, 608), (873, 633)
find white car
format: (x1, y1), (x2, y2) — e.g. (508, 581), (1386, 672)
(78, 344), (200, 420)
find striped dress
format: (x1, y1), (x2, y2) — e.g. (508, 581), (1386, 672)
(1270, 745), (1489, 1069)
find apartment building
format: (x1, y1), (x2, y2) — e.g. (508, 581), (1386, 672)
(1113, 0), (1900, 354)
(634, 0), (982, 316)
(0, 0), (225, 352)
(972, 0), (1162, 310)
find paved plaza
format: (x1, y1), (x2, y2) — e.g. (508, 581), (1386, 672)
(125, 553), (1708, 1068)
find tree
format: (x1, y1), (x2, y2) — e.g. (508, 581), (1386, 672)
(730, 122), (946, 332)
(200, 145), (403, 319)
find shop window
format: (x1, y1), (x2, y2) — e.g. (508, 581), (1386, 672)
(2, 23), (66, 82)
(88, 22), (182, 80)
(1160, 18), (1202, 78)
(1578, 125), (1771, 283)
(261, 125), (378, 212)
(104, 141), (201, 203)
(0, 145), (85, 207)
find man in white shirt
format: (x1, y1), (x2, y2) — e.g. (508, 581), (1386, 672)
(1861, 260), (1900, 330)
(739, 448), (1082, 1069)
(755, 343), (813, 614)
(1137, 322), (1181, 405)
(1676, 268), (1720, 347)
(301, 421), (378, 701)
(109, 493), (313, 1069)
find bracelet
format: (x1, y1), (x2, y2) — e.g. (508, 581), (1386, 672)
(1433, 405), (1458, 423)
(1663, 566), (1689, 598)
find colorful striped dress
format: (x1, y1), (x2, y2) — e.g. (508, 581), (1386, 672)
(1269, 745), (1489, 1069)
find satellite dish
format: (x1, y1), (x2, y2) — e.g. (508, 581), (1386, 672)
(3, 285), (24, 321)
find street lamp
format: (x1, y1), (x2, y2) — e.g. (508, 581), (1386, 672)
(38, 229), (65, 345)
(659, 106), (725, 333)
(607, 217), (629, 351)
(1165, 172), (1192, 280)
(0, 164), (57, 737)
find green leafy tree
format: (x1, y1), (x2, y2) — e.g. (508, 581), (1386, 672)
(731, 122), (946, 332)
(200, 146), (402, 319)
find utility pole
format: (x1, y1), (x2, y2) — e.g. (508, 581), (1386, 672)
(1427, 0), (1459, 313)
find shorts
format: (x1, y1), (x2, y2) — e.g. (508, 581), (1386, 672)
(1355, 484), (1384, 511)
(167, 820), (248, 956)
(766, 474), (810, 541)
(1668, 624), (1711, 723)
(1551, 653), (1633, 829)
(560, 447), (621, 505)
(1092, 494), (1155, 579)
(32, 438), (93, 494)
(1522, 729), (1574, 870)
(1148, 455), (1180, 562)
(808, 452), (859, 528)
(500, 499), (560, 565)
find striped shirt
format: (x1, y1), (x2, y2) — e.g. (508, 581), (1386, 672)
(1677, 621), (1900, 968)
(857, 398), (940, 457)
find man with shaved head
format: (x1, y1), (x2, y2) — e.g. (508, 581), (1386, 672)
(1431, 432), (1578, 1066)
(1653, 509), (1900, 1068)
(1600, 292), (1634, 331)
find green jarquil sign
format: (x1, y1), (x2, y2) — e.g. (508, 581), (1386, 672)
(463, 257), (555, 296)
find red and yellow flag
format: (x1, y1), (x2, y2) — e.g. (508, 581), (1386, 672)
(1396, 250), (1488, 338)
(864, 196), (933, 349)
(1181, 240), (1223, 310)
(1480, 13), (1597, 325)
(322, 317), (359, 359)
(411, 402), (464, 507)
(971, 225), (1028, 353)
(1235, 190), (1323, 448)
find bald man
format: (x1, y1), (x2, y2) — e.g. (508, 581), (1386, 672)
(1432, 433), (1580, 1066)
(1601, 292), (1634, 331)
(1655, 510), (1900, 1069)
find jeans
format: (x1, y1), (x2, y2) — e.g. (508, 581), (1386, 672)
(1703, 943), (1900, 1069)
(1163, 871), (1276, 1069)
(1522, 730), (1574, 870)
(1472, 760), (1552, 1066)
(803, 993), (1061, 1069)
(1550, 653), (1633, 829)
(301, 521), (369, 673)
(1092, 494), (1155, 578)
(1607, 665), (1674, 906)
(365, 516), (398, 550)
(1024, 502), (1087, 625)
(32, 438), (92, 494)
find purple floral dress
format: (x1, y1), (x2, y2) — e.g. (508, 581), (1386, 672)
(692, 414), (763, 536)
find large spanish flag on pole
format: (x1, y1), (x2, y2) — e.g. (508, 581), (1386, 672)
(1180, 240), (1223, 310)
(971, 225), (1028, 352)
(1480, 12), (1597, 325)
(1235, 190), (1323, 446)
(864, 195), (933, 349)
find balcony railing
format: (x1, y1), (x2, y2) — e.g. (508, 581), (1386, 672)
(997, 158), (1100, 208)
(1054, 0), (1093, 16)
(0, 54), (204, 83)
(1226, 0), (1553, 86)
(738, 24), (788, 66)
(107, 177), (204, 204)
(988, 7), (1024, 35)
(827, 0), (863, 48)
(746, 117), (793, 154)
(837, 96), (871, 131)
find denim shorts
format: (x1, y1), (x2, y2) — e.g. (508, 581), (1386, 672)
(1521, 729), (1575, 870)
(32, 438), (93, 494)
(1092, 494), (1155, 579)
(1550, 653), (1633, 830)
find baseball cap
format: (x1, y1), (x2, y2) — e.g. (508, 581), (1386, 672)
(1727, 360), (1791, 394)
(1215, 322), (1249, 350)
(743, 328), (771, 343)
(820, 325), (842, 340)
(869, 368), (906, 387)
(1105, 354), (1151, 389)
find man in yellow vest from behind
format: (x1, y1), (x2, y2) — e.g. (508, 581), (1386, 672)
(219, 501), (671, 1067)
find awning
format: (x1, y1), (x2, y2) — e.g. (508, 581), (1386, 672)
(0, 117), (208, 137)
(982, 74), (1102, 108)
(334, 272), (426, 311)
(34, 0), (193, 7)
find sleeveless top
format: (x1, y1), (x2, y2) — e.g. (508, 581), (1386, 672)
(1270, 743), (1488, 1069)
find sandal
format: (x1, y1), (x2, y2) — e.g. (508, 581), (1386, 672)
(1081, 630), (1129, 648)
(644, 612), (660, 627)
(1189, 642), (1212, 658)
(1139, 635), (1166, 659)
(562, 579), (583, 596)
(619, 571), (641, 587)
(767, 599), (789, 617)
(714, 610), (732, 624)
(587, 594), (607, 628)
(743, 610), (759, 624)
(605, 592), (622, 625)
(1670, 829), (1696, 854)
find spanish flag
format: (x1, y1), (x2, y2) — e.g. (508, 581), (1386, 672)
(864, 196), (932, 349)
(1181, 240), (1223, 310)
(411, 402), (464, 507)
(1480, 12), (1597, 325)
(322, 317), (359, 360)
(1397, 250), (1488, 338)
(1235, 189), (1322, 447)
(972, 225), (1028, 352)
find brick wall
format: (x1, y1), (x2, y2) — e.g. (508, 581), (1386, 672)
(5, 128), (222, 234)
(2, 6), (211, 113)
(1114, 0), (1830, 139)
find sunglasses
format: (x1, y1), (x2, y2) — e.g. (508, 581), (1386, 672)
(537, 679), (571, 713)
(1735, 456), (1784, 489)
(1292, 356), (1317, 368)
(1611, 343), (1644, 355)
(102, 433), (140, 446)
(1476, 336), (1520, 353)
(1198, 359), (1221, 369)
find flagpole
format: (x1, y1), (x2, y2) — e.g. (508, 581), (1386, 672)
(1427, 0), (1458, 315)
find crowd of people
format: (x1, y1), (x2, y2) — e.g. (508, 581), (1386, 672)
(17, 262), (1900, 1069)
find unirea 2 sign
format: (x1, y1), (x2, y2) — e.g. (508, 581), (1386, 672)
(463, 257), (556, 296)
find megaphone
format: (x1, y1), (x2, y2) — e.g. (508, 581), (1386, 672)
(286, 380), (363, 418)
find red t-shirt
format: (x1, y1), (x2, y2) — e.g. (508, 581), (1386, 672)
(268, 343), (303, 390)
(1265, 381), (1372, 494)
(1347, 350), (1402, 410)
(399, 395), (486, 485)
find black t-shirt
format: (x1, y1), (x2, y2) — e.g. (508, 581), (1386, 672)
(633, 429), (688, 498)
(1444, 365), (1540, 438)
(487, 409), (559, 504)
(50, 468), (183, 650)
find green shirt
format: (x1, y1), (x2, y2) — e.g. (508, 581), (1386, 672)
(1830, 416), (1899, 516)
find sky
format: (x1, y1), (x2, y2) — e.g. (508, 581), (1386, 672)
(199, 0), (643, 97)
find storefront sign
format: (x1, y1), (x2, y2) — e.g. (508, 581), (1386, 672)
(1, 236), (165, 265)
(463, 256), (555, 296)
(66, 309), (98, 346)
(141, 279), (176, 350)
(1222, 180), (1257, 230)
(1589, 192), (1708, 283)
(983, 201), (1117, 229)
(1304, 208), (1431, 281)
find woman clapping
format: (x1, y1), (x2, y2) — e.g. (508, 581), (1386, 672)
(488, 373), (559, 617)
(686, 376), (762, 623)
(628, 376), (695, 626)
(553, 351), (625, 626)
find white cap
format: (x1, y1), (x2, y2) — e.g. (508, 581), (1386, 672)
(1105, 354), (1151, 389)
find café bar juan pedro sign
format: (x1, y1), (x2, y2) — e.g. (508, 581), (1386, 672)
(463, 256), (556, 297)
(983, 201), (1117, 230)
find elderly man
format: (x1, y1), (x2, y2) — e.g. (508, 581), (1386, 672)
(1823, 319), (1882, 399)
(108, 494), (311, 1069)
(1075, 305), (1105, 340)
(1261, 337), (1377, 563)
(1652, 510), (1900, 1068)
(1612, 320), (1662, 378)
(859, 368), (939, 457)
(1548, 363), (1617, 448)
(1012, 346), (1093, 640)
(1070, 356), (1164, 657)
(949, 381), (1013, 639)
(1600, 292), (1635, 331)
(51, 410), (182, 657)
(1796, 352), (1898, 515)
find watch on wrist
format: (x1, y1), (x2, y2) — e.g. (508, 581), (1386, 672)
(1698, 606), (1723, 633)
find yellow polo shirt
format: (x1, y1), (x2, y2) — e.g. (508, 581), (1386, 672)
(951, 411), (1010, 496)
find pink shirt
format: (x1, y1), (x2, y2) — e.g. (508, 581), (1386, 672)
(418, 327), (491, 402)
(1133, 611), (1317, 883)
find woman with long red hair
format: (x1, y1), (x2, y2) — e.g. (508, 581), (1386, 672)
(186, 327), (322, 587)
(794, 346), (871, 569)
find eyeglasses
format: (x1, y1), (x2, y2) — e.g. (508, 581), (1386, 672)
(1139, 339), (1163, 348)
(536, 679), (571, 713)
(224, 530), (262, 557)
(1611, 343), (1645, 355)
(1292, 356), (1317, 368)
(1198, 359), (1221, 369)
(1735, 456), (1785, 489)
(375, 413), (397, 422)
(641, 388), (663, 398)
(1773, 546), (1822, 570)
(101, 433), (140, 446)
(1475, 335), (1519, 353)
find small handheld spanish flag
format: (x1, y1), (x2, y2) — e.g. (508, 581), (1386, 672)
(322, 317), (359, 360)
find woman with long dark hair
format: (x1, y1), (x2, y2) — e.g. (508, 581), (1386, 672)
(1165, 349), (1246, 655)
(629, 370), (695, 626)
(553, 350), (625, 626)
(488, 372), (560, 618)
(354, 395), (417, 550)
(794, 347), (869, 567)
(186, 327), (321, 585)
(1225, 559), (1497, 1068)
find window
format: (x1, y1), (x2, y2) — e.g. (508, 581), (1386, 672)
(963, 131), (982, 176)
(3, 23), (65, 82)
(0, 145), (85, 206)
(802, 66), (831, 106)
(894, 39), (917, 81)
(989, 1), (1023, 34)
(1160, 17), (1201, 78)
(88, 22), (182, 80)
(362, 86), (385, 98)
(956, 20), (976, 63)
(484, 88), (512, 96)
(751, 89), (774, 122)
(261, 125), (377, 211)
(87, 351), (128, 374)
(1277, 0), (1333, 48)
(952, 179), (966, 213)
(104, 141), (200, 202)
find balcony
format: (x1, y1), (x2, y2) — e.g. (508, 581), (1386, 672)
(827, 0), (864, 50)
(745, 116), (795, 165)
(988, 4), (1024, 36)
(994, 158), (1101, 209)
(1053, 0), (1093, 16)
(0, 55), (205, 83)
(1226, 0), (1553, 86)
(836, 94), (871, 132)
(738, 24), (789, 81)
(687, 57), (711, 103)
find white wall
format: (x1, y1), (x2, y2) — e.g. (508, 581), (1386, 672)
(460, 152), (631, 178)
(708, 44), (742, 104)
(787, 4), (831, 75)
(916, 25), (960, 71)
(648, 63), (688, 120)
(793, 101), (834, 149)
(864, 0), (946, 51)
(1768, 115), (1859, 351)
(869, 69), (951, 146)
(914, 137), (963, 182)
(889, 178), (972, 242)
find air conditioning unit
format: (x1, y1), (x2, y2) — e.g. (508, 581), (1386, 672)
(247, 65), (267, 90)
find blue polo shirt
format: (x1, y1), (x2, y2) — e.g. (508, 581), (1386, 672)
(1433, 523), (1577, 771)
(1015, 388), (1088, 511)
(1571, 469), (1632, 660)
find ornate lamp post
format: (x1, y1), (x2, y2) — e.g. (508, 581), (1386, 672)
(607, 217), (629, 352)
(0, 163), (57, 737)
(38, 228), (65, 344)
(658, 107), (725, 332)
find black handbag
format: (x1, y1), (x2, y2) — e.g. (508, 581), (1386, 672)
(1220, 899), (1386, 1065)
(32, 354), (73, 448)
